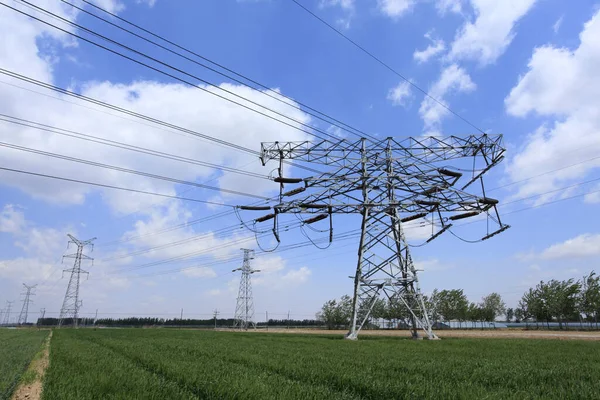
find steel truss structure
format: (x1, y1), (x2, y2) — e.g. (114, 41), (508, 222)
(233, 248), (260, 330)
(58, 234), (96, 328)
(241, 135), (509, 339)
(17, 283), (37, 325)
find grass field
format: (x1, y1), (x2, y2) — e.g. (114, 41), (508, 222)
(0, 329), (48, 400)
(42, 329), (600, 399)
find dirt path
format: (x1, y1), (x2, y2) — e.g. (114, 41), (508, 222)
(11, 330), (52, 400)
(235, 328), (600, 341)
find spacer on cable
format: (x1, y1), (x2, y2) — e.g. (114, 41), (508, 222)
(282, 187), (306, 197)
(274, 177), (303, 184)
(304, 213), (328, 224)
(255, 213), (275, 223)
(449, 211), (480, 221)
(401, 212), (428, 223)
(239, 206), (271, 211)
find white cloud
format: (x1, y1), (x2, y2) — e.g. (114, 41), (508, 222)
(280, 266), (311, 284)
(584, 184), (600, 204)
(90, 0), (124, 14)
(0, 5), (311, 213)
(436, 0), (462, 14)
(449, 0), (538, 65)
(136, 0), (157, 7)
(182, 267), (217, 278)
(505, 10), (600, 201)
(387, 81), (412, 107)
(414, 33), (446, 64)
(419, 64), (476, 133)
(320, 0), (354, 29)
(377, 0), (415, 18)
(0, 204), (26, 234)
(553, 15), (564, 34)
(541, 234), (600, 260)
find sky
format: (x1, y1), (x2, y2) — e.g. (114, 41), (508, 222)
(1, 0), (600, 324)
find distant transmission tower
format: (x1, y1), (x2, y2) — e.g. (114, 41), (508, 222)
(38, 308), (46, 327)
(17, 284), (37, 325)
(240, 135), (509, 340)
(58, 234), (96, 328)
(2, 301), (14, 325)
(233, 249), (260, 330)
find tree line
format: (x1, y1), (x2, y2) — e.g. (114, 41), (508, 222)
(317, 271), (600, 330)
(36, 316), (324, 328)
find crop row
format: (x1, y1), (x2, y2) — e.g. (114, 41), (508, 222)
(43, 329), (600, 399)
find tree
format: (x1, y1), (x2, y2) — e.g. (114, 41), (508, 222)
(580, 271), (600, 327)
(543, 279), (580, 329)
(506, 308), (514, 322)
(437, 289), (469, 325)
(480, 293), (506, 322)
(316, 295), (353, 329)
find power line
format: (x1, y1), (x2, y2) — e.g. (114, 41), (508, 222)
(0, 114), (269, 180)
(288, 0), (486, 135)
(0, 141), (271, 200)
(0, 68), (324, 175)
(8, 2), (339, 143)
(60, 0), (378, 141)
(0, 166), (236, 207)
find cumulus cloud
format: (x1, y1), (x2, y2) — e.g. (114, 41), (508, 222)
(413, 32), (446, 64)
(504, 10), (600, 201)
(449, 0), (538, 65)
(377, 0), (415, 18)
(419, 64), (476, 134)
(387, 81), (412, 107)
(540, 234), (600, 260)
(436, 0), (462, 15)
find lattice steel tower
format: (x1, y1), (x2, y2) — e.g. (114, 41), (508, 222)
(240, 135), (509, 339)
(58, 234), (96, 328)
(17, 283), (37, 325)
(233, 249), (260, 330)
(2, 301), (14, 325)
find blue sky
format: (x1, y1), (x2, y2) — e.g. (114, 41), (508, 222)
(1, 0), (600, 323)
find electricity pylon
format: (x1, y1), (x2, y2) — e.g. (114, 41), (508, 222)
(240, 135), (509, 339)
(233, 249), (260, 330)
(17, 284), (37, 325)
(58, 234), (96, 328)
(2, 301), (14, 325)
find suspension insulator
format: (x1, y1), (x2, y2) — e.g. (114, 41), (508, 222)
(426, 224), (453, 243)
(304, 213), (328, 224)
(479, 197), (499, 205)
(282, 187), (306, 197)
(401, 212), (428, 223)
(239, 206), (271, 211)
(255, 213), (275, 223)
(416, 199), (441, 207)
(299, 203), (329, 209)
(482, 225), (510, 241)
(449, 211), (480, 221)
(438, 168), (463, 178)
(274, 177), (303, 184)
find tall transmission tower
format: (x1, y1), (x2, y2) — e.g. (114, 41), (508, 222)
(240, 135), (509, 339)
(58, 234), (96, 328)
(17, 284), (37, 325)
(233, 249), (260, 330)
(38, 308), (46, 327)
(2, 301), (14, 325)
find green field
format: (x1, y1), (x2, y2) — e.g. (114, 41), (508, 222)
(41, 329), (600, 399)
(0, 329), (48, 400)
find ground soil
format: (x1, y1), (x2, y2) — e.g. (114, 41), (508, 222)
(236, 328), (600, 341)
(11, 331), (52, 400)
